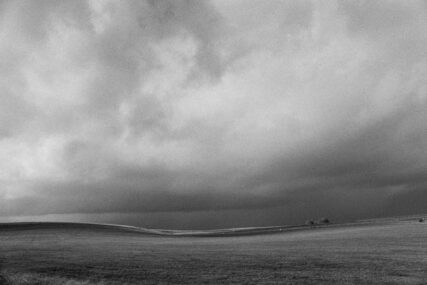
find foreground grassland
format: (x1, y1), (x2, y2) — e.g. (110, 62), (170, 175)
(0, 220), (426, 284)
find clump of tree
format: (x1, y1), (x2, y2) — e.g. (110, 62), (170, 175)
(318, 217), (330, 224)
(419, 218), (425, 223)
(305, 218), (331, 227)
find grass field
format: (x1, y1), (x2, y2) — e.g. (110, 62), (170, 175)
(1, 219), (426, 284)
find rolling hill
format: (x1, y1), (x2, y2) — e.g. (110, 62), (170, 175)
(0, 216), (426, 284)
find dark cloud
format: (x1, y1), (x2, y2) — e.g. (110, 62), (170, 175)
(0, 0), (427, 229)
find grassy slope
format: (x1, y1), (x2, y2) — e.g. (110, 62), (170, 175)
(0, 219), (426, 284)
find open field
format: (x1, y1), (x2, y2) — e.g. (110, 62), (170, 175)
(1, 218), (427, 284)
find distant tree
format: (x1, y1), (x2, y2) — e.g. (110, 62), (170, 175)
(419, 218), (425, 223)
(305, 220), (315, 226)
(319, 217), (330, 224)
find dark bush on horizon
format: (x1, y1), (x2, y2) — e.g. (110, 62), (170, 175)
(319, 218), (330, 224)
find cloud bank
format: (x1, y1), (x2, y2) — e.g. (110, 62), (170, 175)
(1, 0), (427, 228)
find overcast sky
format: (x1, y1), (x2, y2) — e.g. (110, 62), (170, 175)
(1, 0), (427, 229)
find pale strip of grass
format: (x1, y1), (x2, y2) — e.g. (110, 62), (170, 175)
(0, 271), (114, 285)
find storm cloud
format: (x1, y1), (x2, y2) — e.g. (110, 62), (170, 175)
(1, 0), (427, 229)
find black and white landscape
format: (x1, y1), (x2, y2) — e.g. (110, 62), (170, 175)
(1, 0), (427, 284)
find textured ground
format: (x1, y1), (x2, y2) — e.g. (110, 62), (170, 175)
(0, 219), (426, 284)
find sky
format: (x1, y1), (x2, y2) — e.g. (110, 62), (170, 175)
(0, 0), (427, 229)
